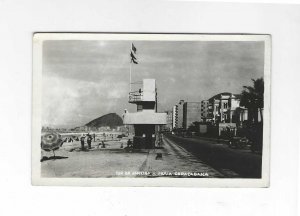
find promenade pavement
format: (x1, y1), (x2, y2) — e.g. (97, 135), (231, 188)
(41, 137), (223, 178)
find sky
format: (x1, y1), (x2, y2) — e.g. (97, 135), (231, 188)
(42, 39), (264, 128)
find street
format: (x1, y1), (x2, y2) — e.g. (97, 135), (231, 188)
(164, 134), (262, 178)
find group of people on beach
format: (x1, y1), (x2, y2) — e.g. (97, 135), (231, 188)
(64, 137), (79, 143)
(62, 133), (134, 151)
(80, 133), (94, 150)
(80, 133), (109, 150)
(64, 132), (162, 151)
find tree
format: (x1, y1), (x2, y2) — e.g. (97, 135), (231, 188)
(188, 121), (201, 132)
(240, 78), (264, 124)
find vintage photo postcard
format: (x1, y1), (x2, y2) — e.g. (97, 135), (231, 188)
(32, 33), (271, 187)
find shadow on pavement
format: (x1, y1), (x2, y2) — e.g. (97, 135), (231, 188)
(40, 156), (69, 162)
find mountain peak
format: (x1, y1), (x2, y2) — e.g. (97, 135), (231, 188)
(85, 113), (123, 128)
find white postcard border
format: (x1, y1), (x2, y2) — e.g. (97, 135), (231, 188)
(32, 33), (271, 187)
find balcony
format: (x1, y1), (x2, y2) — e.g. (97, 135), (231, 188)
(129, 91), (143, 103)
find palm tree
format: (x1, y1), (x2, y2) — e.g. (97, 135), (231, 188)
(240, 78), (264, 124)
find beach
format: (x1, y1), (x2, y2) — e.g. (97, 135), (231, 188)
(41, 136), (223, 178)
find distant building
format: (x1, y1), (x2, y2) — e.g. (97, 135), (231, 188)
(97, 126), (111, 131)
(164, 110), (173, 131)
(177, 100), (185, 129)
(172, 105), (178, 129)
(208, 92), (242, 123)
(171, 100), (184, 129)
(183, 102), (202, 129)
(235, 107), (249, 126)
(79, 126), (88, 131)
(201, 100), (210, 122)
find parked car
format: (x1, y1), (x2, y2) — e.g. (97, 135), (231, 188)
(228, 136), (251, 149)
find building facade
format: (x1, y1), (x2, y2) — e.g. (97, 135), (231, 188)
(200, 100), (210, 122)
(208, 92), (241, 123)
(123, 79), (167, 148)
(183, 102), (202, 129)
(164, 110), (173, 131)
(172, 105), (178, 129)
(177, 100), (185, 129)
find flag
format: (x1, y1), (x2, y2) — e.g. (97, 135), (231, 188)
(130, 51), (137, 60)
(131, 58), (138, 64)
(130, 44), (138, 64)
(131, 43), (137, 54)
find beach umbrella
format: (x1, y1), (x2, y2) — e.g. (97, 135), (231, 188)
(41, 132), (64, 157)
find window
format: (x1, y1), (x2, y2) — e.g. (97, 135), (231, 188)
(223, 102), (228, 109)
(137, 104), (143, 111)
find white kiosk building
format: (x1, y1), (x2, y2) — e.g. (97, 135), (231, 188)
(123, 79), (167, 149)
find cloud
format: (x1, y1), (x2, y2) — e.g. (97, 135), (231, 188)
(42, 75), (127, 127)
(42, 40), (265, 127)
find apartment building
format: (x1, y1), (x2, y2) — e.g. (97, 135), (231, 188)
(183, 102), (202, 129)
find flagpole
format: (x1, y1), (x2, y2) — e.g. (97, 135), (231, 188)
(129, 42), (132, 92)
(129, 60), (132, 92)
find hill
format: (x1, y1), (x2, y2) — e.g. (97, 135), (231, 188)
(85, 113), (123, 129)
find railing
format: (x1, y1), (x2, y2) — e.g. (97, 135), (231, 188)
(129, 91), (143, 102)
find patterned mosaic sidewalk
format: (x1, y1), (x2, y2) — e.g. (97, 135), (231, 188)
(139, 137), (224, 178)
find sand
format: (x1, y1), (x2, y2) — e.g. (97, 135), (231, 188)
(41, 137), (223, 178)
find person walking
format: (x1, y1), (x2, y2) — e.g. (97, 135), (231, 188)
(80, 136), (85, 150)
(158, 133), (163, 147)
(127, 139), (133, 148)
(87, 135), (92, 149)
